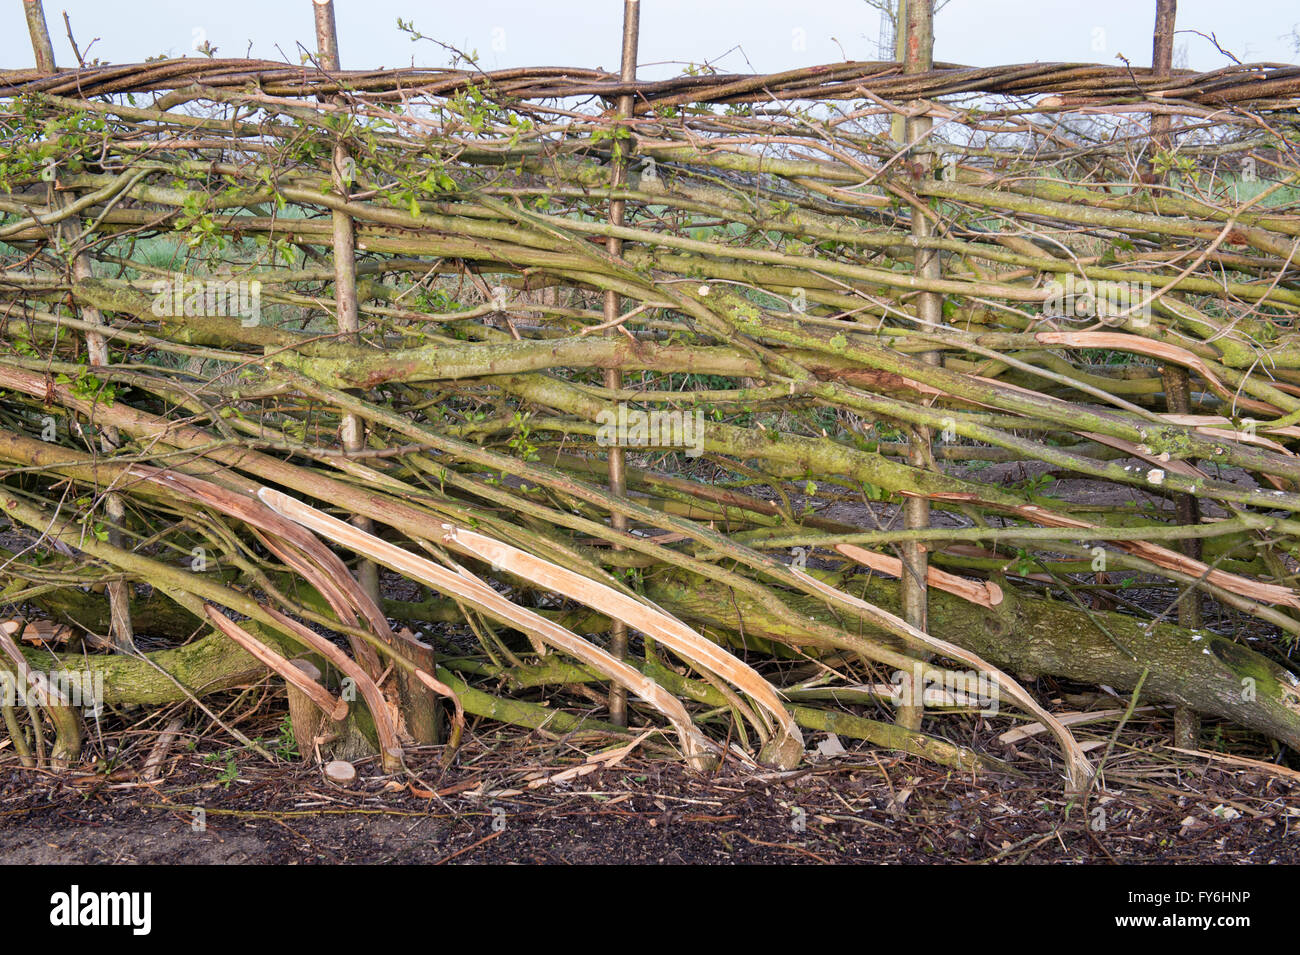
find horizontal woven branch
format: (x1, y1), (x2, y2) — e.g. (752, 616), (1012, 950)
(1, 57), (1297, 108)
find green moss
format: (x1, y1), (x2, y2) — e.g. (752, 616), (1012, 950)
(716, 289), (762, 328)
(1210, 637), (1300, 712)
(1142, 425), (1195, 458)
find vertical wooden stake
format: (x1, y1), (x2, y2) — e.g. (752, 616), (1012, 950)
(286, 659), (328, 760)
(25, 0), (133, 651)
(311, 0), (438, 747)
(1151, 0), (1178, 153)
(898, 0), (939, 732)
(603, 0), (640, 727)
(396, 628), (441, 745)
(889, 0), (907, 145)
(1149, 0), (1199, 749)
(312, 0), (378, 604)
(22, 0), (55, 73)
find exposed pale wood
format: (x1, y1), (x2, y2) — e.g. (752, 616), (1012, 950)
(441, 522), (804, 768)
(130, 466), (385, 674)
(998, 707), (1159, 743)
(257, 487), (725, 770)
(203, 606), (348, 721)
(836, 543), (1003, 607)
(920, 492), (1300, 609)
(143, 716), (185, 781)
(257, 603), (405, 767)
(324, 759), (356, 785)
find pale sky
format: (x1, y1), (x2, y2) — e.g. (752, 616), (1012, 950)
(2, 1), (1296, 80)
